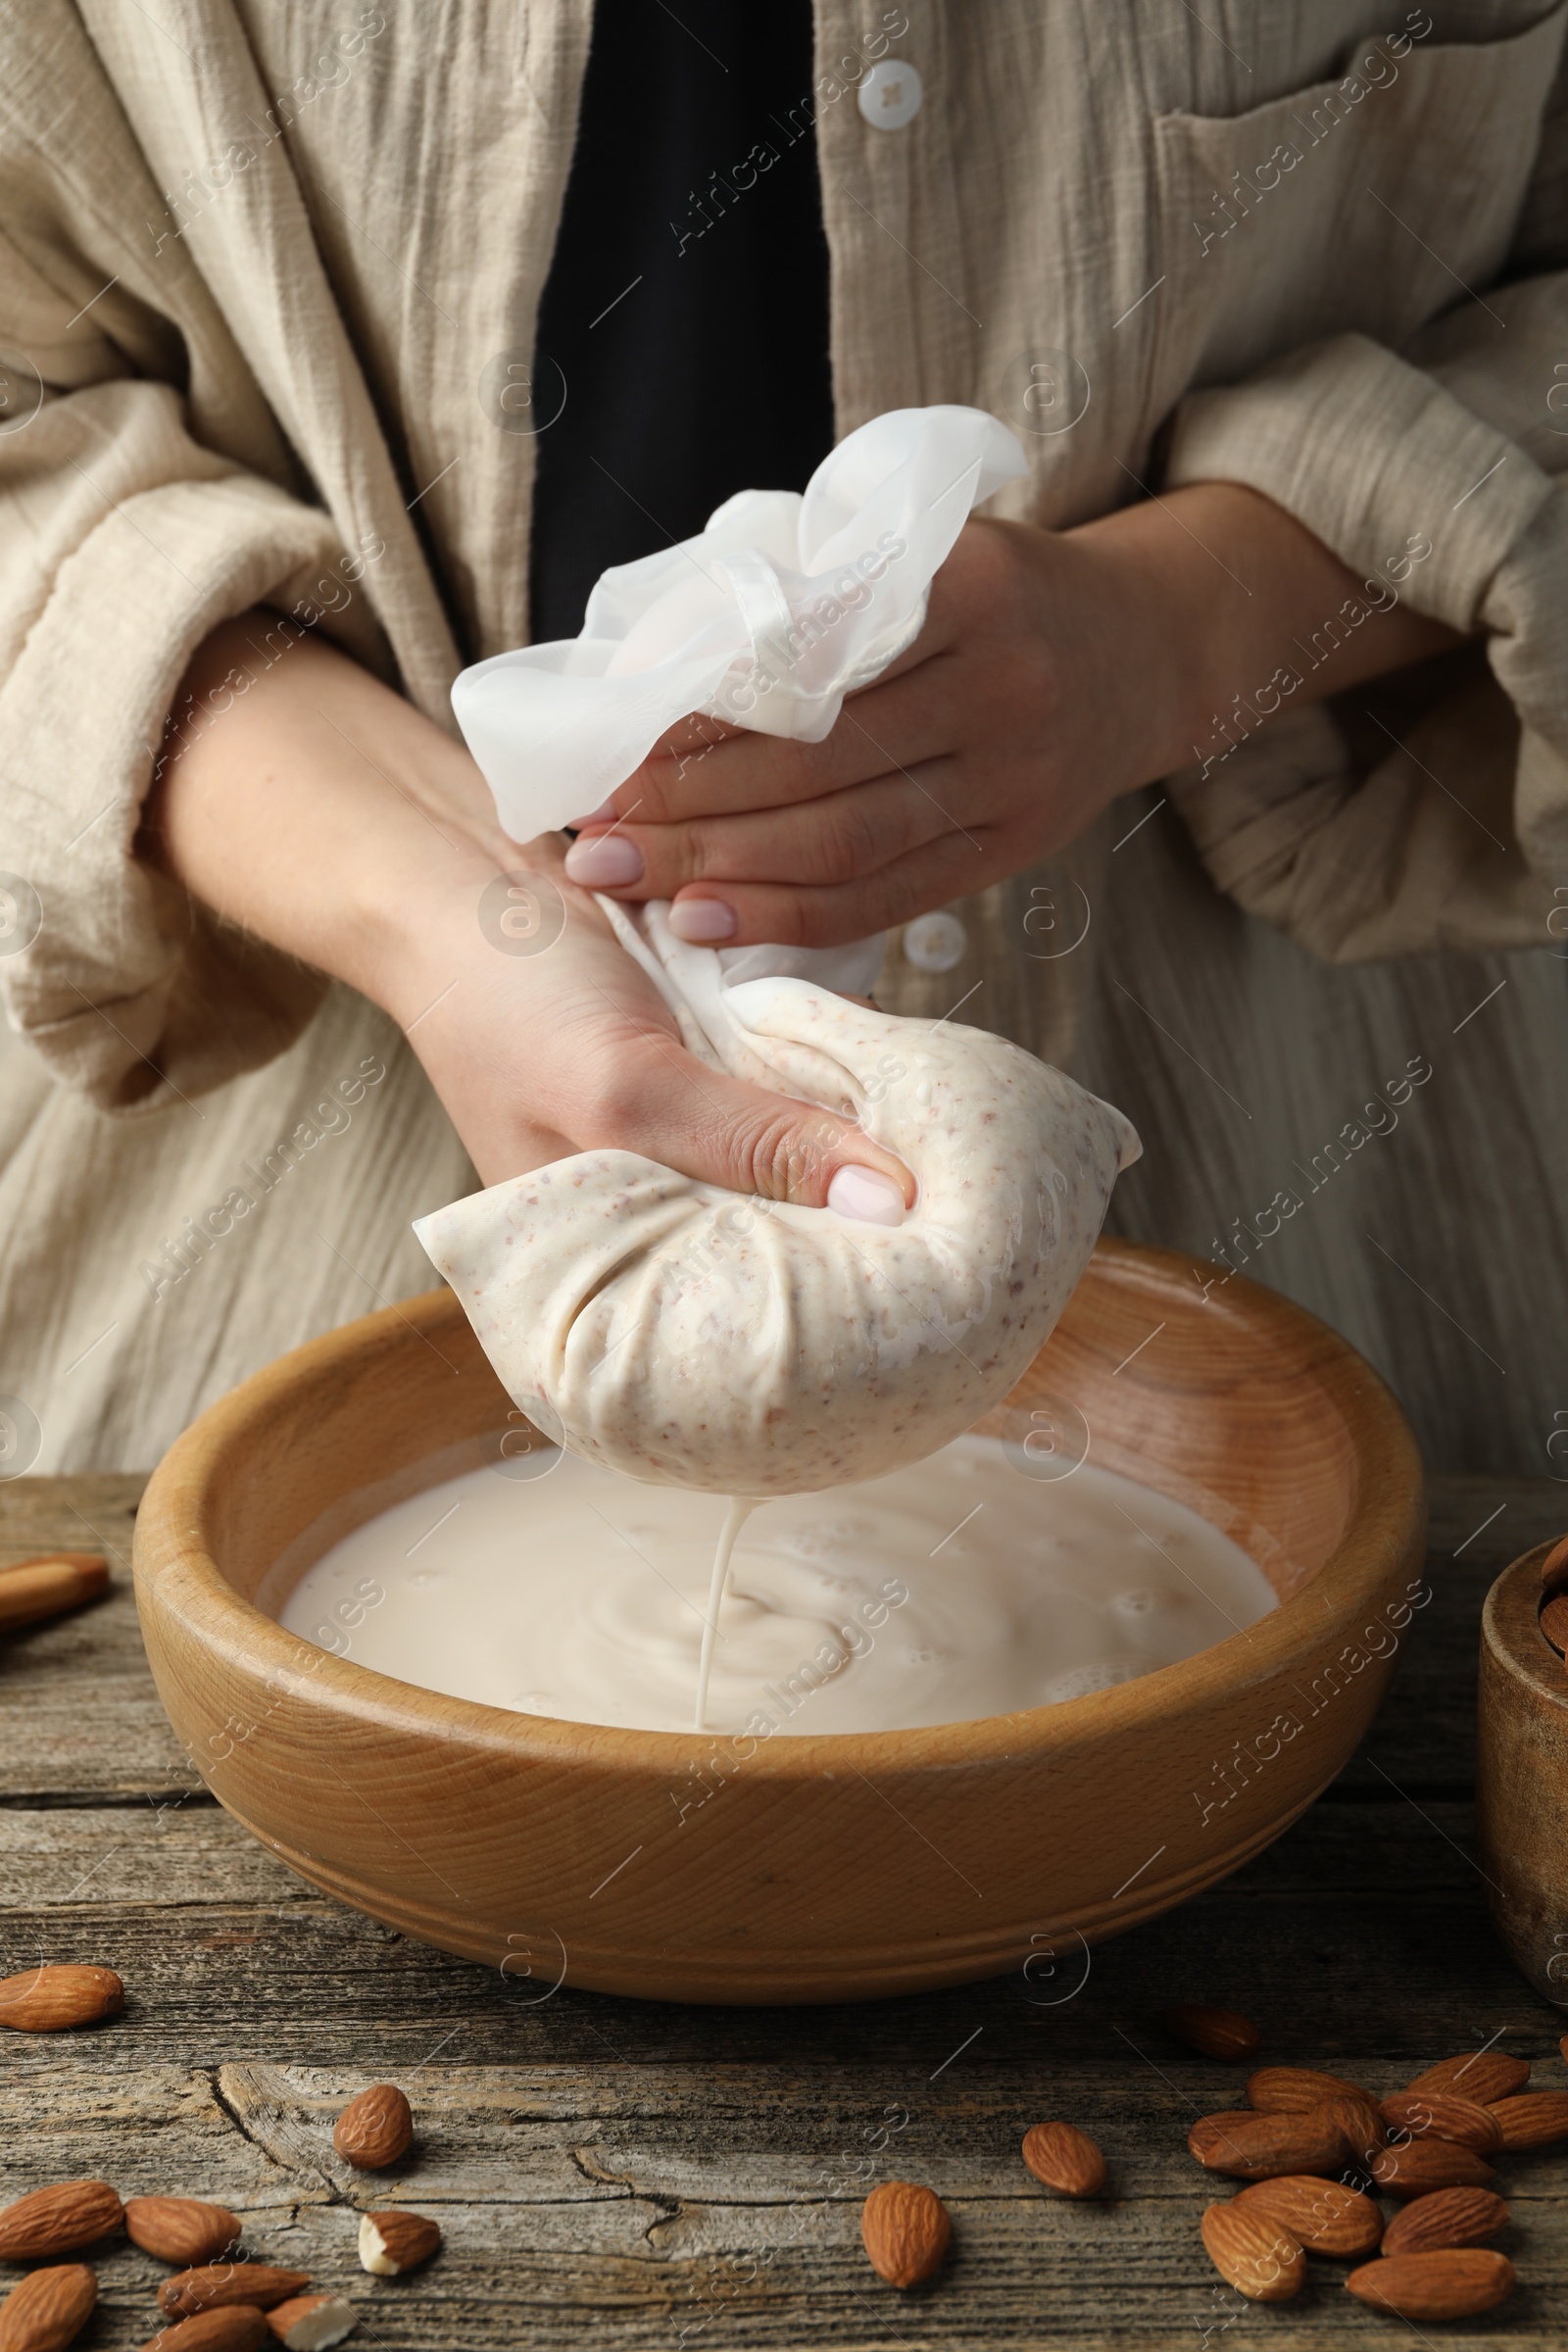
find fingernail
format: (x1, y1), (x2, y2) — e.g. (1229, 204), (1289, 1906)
(667, 898), (737, 943)
(564, 833), (644, 887)
(827, 1165), (906, 1227)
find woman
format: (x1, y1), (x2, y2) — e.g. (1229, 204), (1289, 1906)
(0, 1), (1563, 1473)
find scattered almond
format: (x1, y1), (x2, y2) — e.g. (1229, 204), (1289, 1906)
(1315, 2092), (1387, 2166)
(158, 2268), (310, 2320)
(1246, 2064), (1372, 2113)
(858, 2183), (949, 2289)
(0, 2182), (123, 2262)
(1200, 2202), (1303, 2301)
(332, 2086), (413, 2173)
(1540, 1532), (1568, 1595)
(265, 2299), (357, 2350)
(1379, 2090), (1502, 2154)
(356, 2212), (440, 2279)
(0, 1966), (123, 2035)
(1369, 2140), (1495, 2198)
(1235, 2176), (1382, 2259)
(0, 2264), (96, 2352)
(1541, 1592), (1568, 1655)
(1347, 2247), (1514, 2320)
(1487, 2089), (1568, 2148)
(1382, 2187), (1510, 2257)
(0, 1555), (108, 1636)
(1020, 2122), (1104, 2198)
(1188, 2110), (1347, 2180)
(142, 2314), (269, 2352)
(125, 2200), (242, 2268)
(1405, 2051), (1529, 2105)
(1158, 2004), (1258, 2062)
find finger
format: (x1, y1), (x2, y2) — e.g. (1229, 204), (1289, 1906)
(664, 830), (993, 952)
(604, 647), (961, 825)
(585, 1026), (915, 1216)
(563, 770), (952, 900)
(588, 514), (993, 828)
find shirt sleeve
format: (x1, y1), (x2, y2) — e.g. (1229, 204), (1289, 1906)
(1159, 62), (1568, 963)
(0, 231), (379, 1110)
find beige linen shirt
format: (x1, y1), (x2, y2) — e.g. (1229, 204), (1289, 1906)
(1, 0), (1565, 1473)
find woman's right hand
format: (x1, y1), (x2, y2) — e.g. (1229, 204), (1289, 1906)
(364, 829), (913, 1209)
(145, 612), (911, 1211)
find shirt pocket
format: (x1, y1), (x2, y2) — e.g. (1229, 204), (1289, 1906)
(1148, 4), (1568, 397)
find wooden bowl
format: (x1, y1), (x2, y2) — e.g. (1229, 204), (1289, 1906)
(133, 1239), (1424, 2005)
(1477, 1546), (1568, 2003)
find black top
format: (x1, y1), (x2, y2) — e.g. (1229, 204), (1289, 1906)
(526, 0), (836, 643)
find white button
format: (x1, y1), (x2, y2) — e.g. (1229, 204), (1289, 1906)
(858, 60), (923, 131)
(904, 910), (966, 972)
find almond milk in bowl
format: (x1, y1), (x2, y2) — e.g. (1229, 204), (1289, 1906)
(131, 1240), (1425, 2004)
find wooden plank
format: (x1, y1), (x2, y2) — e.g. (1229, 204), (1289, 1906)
(0, 1472), (144, 1573)
(3, 2030), (1568, 2346)
(0, 1474), (190, 1801)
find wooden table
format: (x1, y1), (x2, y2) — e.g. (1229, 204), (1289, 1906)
(4, 1470), (1567, 2349)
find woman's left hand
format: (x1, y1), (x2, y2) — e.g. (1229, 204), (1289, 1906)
(562, 489), (1462, 950)
(562, 514), (1145, 949)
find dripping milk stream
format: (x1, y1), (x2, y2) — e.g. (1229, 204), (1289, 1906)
(695, 1496), (758, 1732)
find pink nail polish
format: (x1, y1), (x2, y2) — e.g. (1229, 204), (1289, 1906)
(667, 899), (737, 943)
(826, 1165), (906, 1227)
(564, 833), (645, 887)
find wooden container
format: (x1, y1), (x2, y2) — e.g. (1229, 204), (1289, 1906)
(1478, 1544), (1568, 2003)
(133, 1240), (1425, 2005)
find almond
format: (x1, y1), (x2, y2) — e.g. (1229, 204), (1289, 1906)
(1314, 2093), (1387, 2166)
(1235, 2176), (1383, 2259)
(0, 1966), (123, 2035)
(1379, 2090), (1502, 2154)
(1347, 2247), (1514, 2320)
(142, 2315), (269, 2352)
(0, 2264), (96, 2352)
(1200, 2202), (1304, 2301)
(1020, 2122), (1104, 2198)
(265, 2298), (357, 2350)
(1405, 2051), (1528, 2104)
(1188, 2110), (1348, 2180)
(1382, 2187), (1510, 2257)
(1540, 1532), (1568, 1595)
(332, 2086), (412, 2172)
(858, 2182), (949, 2289)
(125, 2200), (242, 2268)
(1157, 2004), (1258, 2061)
(1246, 2064), (1373, 2113)
(0, 2182), (123, 2261)
(1541, 1592), (1568, 1655)
(1369, 2140), (1494, 2198)
(356, 2211), (440, 2278)
(0, 1555), (108, 1635)
(1487, 2089), (1568, 2148)
(158, 2268), (310, 2320)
